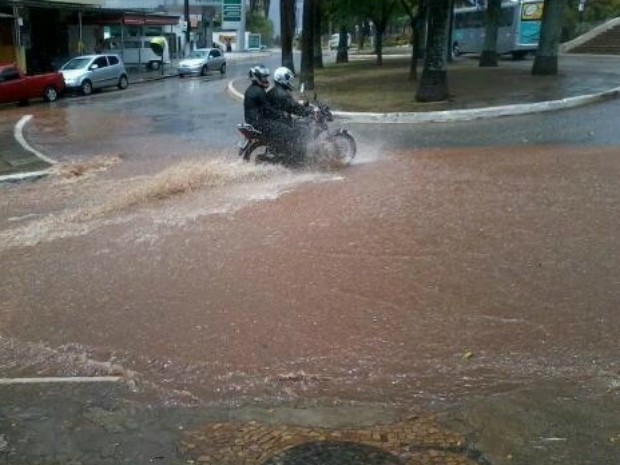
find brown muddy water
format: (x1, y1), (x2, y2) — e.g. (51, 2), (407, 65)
(1, 144), (620, 416)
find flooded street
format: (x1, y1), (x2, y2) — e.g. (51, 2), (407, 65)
(1, 81), (620, 464)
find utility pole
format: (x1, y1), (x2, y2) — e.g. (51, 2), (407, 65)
(184, 0), (191, 54)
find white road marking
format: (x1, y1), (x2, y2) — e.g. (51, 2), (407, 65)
(0, 170), (50, 182)
(0, 376), (122, 385)
(14, 114), (57, 165)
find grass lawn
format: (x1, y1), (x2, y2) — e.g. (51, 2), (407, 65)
(314, 58), (444, 113)
(312, 54), (562, 113)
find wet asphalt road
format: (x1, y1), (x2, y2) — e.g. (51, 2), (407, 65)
(1, 67), (620, 465)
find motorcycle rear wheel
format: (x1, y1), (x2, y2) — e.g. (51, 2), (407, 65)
(242, 142), (276, 164)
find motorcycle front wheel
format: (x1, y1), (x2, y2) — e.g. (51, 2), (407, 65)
(325, 132), (357, 168)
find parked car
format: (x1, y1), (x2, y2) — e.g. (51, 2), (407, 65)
(177, 48), (226, 77)
(0, 62), (64, 105)
(60, 54), (128, 96)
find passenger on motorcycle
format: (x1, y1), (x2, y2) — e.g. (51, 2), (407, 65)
(243, 65), (290, 163)
(267, 67), (313, 165)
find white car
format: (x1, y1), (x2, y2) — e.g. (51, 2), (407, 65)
(60, 54), (128, 95)
(177, 48), (227, 77)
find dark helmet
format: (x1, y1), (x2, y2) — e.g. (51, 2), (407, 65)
(249, 64), (270, 86)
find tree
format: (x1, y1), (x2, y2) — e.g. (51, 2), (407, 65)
(479, 0), (502, 67)
(324, 0), (354, 63)
(532, 0), (567, 75)
(250, 0), (271, 17)
(246, 12), (275, 46)
(314, 0), (324, 68)
(400, 0), (425, 81)
(416, 0), (450, 102)
(281, 0), (296, 72)
(300, 0), (316, 89)
(365, 0), (398, 65)
(337, 26), (349, 63)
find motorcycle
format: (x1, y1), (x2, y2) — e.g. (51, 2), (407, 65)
(236, 88), (356, 169)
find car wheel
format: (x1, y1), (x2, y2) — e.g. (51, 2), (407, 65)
(220, 63), (227, 74)
(43, 86), (59, 102)
(201, 65), (208, 76)
(81, 80), (93, 96)
(118, 74), (129, 90)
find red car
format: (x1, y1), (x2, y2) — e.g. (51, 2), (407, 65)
(0, 63), (65, 105)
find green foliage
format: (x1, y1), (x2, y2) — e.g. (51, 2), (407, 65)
(246, 11), (274, 46)
(562, 0), (620, 40)
(581, 0), (620, 21)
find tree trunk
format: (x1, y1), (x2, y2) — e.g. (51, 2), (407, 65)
(400, 0), (426, 81)
(532, 0), (566, 75)
(300, 0), (315, 89)
(479, 0), (501, 67)
(281, 0), (296, 72)
(416, 0), (450, 102)
(313, 0), (324, 68)
(375, 25), (384, 66)
(336, 26), (349, 63)
(263, 0), (271, 18)
(446, 0), (455, 63)
(410, 3), (427, 81)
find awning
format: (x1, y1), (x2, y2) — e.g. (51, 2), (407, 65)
(123, 14), (179, 26)
(81, 13), (179, 26)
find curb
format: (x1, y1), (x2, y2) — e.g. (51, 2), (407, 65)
(227, 78), (620, 124)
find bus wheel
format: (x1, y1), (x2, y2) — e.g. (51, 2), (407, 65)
(511, 51), (527, 60)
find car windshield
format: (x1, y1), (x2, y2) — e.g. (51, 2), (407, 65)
(61, 57), (92, 70)
(188, 50), (207, 58)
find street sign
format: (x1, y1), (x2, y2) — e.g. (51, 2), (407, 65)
(222, 0), (242, 29)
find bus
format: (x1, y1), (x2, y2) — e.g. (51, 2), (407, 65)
(452, 0), (544, 59)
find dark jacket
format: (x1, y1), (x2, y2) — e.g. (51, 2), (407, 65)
(267, 84), (312, 121)
(244, 83), (281, 129)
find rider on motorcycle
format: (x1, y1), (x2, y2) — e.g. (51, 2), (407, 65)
(267, 67), (313, 164)
(243, 65), (290, 162)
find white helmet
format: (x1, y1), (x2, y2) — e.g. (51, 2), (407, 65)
(273, 66), (295, 91)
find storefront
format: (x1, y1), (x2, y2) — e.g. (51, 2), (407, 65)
(1, 1), (179, 73)
(0, 12), (18, 65)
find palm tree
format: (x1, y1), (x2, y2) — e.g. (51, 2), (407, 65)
(479, 0), (502, 67)
(281, 0), (296, 72)
(416, 0), (450, 101)
(532, 0), (567, 75)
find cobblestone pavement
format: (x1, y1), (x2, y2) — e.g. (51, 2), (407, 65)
(179, 415), (485, 465)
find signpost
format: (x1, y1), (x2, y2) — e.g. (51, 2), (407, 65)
(222, 0), (245, 52)
(222, 0), (242, 29)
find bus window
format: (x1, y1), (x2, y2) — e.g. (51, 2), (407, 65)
(501, 6), (516, 27)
